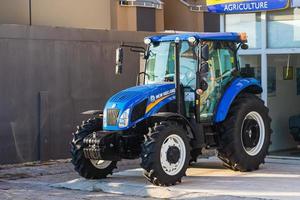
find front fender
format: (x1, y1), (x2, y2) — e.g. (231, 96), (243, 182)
(214, 78), (262, 123)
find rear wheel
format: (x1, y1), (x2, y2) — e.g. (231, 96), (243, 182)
(217, 93), (272, 172)
(71, 117), (117, 179)
(141, 121), (190, 186)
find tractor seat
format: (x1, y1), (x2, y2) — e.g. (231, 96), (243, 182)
(289, 115), (300, 142)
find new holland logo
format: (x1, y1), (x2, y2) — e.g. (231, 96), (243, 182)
(146, 89), (175, 113)
(150, 95), (156, 103)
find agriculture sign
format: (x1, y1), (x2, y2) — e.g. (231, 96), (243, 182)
(207, 0), (290, 13)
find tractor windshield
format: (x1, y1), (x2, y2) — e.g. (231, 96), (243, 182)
(145, 41), (198, 88)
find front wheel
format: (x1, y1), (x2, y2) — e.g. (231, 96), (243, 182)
(71, 117), (117, 179)
(141, 121), (190, 186)
(217, 93), (272, 172)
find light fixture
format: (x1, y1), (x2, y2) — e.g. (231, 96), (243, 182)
(144, 38), (152, 45)
(188, 36), (196, 44)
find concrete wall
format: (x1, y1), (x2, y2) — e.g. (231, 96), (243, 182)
(115, 6), (137, 31)
(155, 9), (165, 32)
(0, 24), (149, 164)
(0, 0), (30, 25)
(31, 0), (111, 29)
(0, 0), (112, 29)
(163, 0), (204, 32)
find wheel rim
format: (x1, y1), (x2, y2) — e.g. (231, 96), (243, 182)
(241, 111), (265, 156)
(90, 160), (112, 169)
(160, 134), (186, 176)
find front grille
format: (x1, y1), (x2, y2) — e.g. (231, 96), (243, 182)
(107, 109), (120, 126)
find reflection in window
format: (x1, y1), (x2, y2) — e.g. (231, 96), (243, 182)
(145, 41), (198, 88)
(225, 13), (261, 49)
(267, 8), (300, 48)
(239, 55), (261, 83)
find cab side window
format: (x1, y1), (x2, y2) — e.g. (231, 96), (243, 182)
(208, 41), (236, 80)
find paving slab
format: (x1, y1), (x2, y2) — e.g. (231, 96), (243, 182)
(51, 157), (300, 200)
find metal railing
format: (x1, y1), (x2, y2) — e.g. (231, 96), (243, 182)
(179, 0), (207, 12)
(119, 0), (163, 9)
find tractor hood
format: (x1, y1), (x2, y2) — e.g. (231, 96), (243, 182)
(103, 83), (175, 131)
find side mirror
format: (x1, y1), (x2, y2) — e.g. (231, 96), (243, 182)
(115, 48), (123, 75)
(241, 43), (249, 50)
(201, 44), (209, 61)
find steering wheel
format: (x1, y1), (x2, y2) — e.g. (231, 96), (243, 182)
(181, 65), (196, 88)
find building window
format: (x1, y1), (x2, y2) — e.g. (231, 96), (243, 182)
(239, 55), (261, 83)
(267, 8), (300, 48)
(267, 54), (300, 150)
(225, 13), (261, 49)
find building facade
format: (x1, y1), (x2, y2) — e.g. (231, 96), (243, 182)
(214, 1), (300, 152)
(0, 0), (217, 32)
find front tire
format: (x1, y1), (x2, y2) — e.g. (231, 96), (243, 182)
(217, 93), (272, 172)
(141, 121), (190, 186)
(71, 117), (117, 179)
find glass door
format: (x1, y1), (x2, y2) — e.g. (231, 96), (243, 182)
(267, 54), (300, 153)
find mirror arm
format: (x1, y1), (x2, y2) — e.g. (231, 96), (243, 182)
(120, 43), (147, 58)
(120, 44), (146, 52)
(237, 42), (242, 51)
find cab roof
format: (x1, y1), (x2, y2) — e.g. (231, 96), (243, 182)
(147, 32), (246, 43)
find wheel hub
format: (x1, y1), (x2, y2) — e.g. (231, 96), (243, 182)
(90, 160), (112, 169)
(160, 134), (187, 176)
(166, 146), (180, 164)
(242, 119), (260, 149)
(241, 111), (266, 156)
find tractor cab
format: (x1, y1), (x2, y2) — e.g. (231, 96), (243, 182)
(114, 32), (250, 124)
(142, 36), (239, 121)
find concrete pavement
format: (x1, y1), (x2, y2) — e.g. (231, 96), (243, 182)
(0, 157), (300, 200)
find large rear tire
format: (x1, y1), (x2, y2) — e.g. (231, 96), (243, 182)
(141, 121), (190, 186)
(217, 93), (272, 172)
(71, 117), (117, 179)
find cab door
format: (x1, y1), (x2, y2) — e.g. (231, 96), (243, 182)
(199, 41), (237, 121)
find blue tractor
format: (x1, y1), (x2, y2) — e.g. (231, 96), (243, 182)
(71, 32), (272, 186)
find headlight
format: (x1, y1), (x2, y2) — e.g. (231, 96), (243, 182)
(144, 38), (151, 45)
(118, 108), (130, 128)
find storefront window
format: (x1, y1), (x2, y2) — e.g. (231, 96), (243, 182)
(225, 13), (261, 49)
(267, 8), (300, 48)
(267, 54), (300, 151)
(239, 55), (261, 83)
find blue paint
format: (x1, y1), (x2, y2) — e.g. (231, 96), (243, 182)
(103, 78), (261, 130)
(208, 0), (289, 14)
(147, 32), (244, 43)
(214, 78), (262, 123)
(103, 83), (175, 131)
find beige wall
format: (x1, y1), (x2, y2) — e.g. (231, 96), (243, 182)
(115, 6), (137, 31)
(163, 0), (204, 32)
(155, 9), (164, 32)
(31, 0), (111, 29)
(0, 0), (30, 25)
(0, 0), (207, 32)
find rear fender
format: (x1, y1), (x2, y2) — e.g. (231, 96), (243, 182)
(214, 78), (262, 123)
